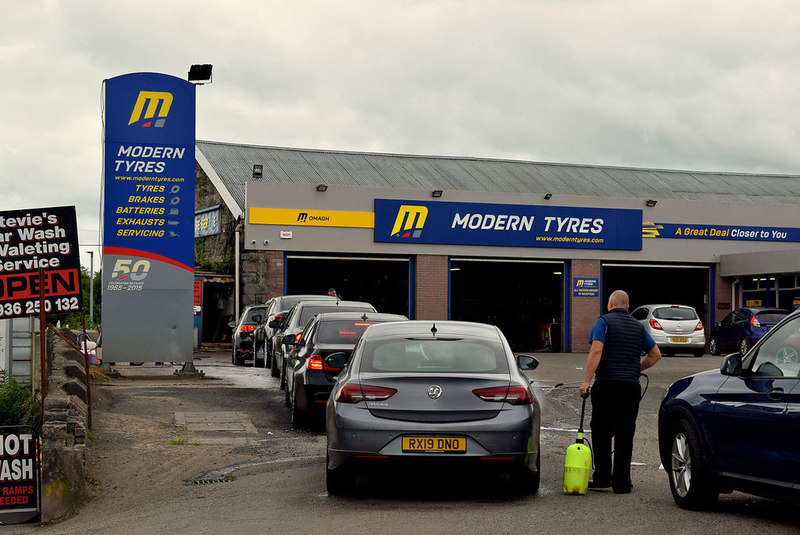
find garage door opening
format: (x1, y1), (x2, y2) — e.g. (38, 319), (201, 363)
(602, 264), (710, 326)
(286, 256), (411, 317)
(449, 258), (564, 353)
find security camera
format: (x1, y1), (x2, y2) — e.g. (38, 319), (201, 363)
(263, 239), (270, 246)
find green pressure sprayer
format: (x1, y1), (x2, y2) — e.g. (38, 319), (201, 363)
(563, 390), (592, 495)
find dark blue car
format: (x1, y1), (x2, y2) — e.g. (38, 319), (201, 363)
(708, 307), (790, 356)
(658, 308), (800, 509)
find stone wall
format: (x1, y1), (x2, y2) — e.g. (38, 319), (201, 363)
(194, 163), (237, 275)
(41, 329), (90, 522)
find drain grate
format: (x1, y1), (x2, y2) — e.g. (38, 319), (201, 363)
(186, 475), (235, 485)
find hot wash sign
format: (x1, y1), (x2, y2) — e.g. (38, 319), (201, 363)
(374, 199), (642, 250)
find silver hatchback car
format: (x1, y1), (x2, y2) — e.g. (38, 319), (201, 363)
(631, 304), (705, 357)
(325, 321), (541, 495)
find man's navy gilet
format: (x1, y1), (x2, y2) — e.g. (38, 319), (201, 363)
(595, 308), (645, 383)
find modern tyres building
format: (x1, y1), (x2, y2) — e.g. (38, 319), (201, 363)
(193, 140), (800, 353)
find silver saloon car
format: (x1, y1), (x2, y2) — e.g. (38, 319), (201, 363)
(325, 320), (541, 495)
(631, 304), (706, 357)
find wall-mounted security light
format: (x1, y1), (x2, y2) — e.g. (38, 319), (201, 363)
(188, 64), (213, 85)
(316, 184), (328, 192)
(252, 164), (263, 179)
(544, 193), (552, 200)
(646, 199), (657, 207)
(432, 190), (443, 198)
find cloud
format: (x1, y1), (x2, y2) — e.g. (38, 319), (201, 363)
(2, 0), (799, 270)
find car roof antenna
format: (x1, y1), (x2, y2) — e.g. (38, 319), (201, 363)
(431, 323), (437, 337)
(361, 313), (368, 321)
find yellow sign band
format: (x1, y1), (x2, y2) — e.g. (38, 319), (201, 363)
(249, 207), (375, 228)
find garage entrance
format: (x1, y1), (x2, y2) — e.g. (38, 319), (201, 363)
(286, 255), (411, 317)
(602, 263), (711, 325)
(449, 258), (564, 353)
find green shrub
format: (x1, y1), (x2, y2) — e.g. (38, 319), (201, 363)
(0, 369), (42, 433)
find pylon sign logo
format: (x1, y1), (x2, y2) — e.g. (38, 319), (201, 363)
(128, 91), (173, 128)
(390, 205), (428, 238)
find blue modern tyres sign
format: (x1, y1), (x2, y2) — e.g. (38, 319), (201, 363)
(374, 199), (642, 250)
(102, 73), (195, 363)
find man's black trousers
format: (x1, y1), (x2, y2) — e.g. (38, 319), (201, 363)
(589, 379), (641, 491)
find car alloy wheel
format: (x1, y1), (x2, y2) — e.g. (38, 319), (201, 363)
(708, 337), (720, 356)
(776, 345), (800, 364)
(671, 431), (692, 499)
(667, 419), (718, 509)
(739, 338), (750, 355)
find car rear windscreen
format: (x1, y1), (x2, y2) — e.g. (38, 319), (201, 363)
(653, 307), (697, 321)
(317, 320), (377, 344)
(756, 311), (790, 323)
(361, 339), (509, 374)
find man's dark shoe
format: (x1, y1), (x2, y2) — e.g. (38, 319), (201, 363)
(613, 484), (633, 494)
(588, 480), (612, 489)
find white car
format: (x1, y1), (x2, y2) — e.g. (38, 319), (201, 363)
(630, 304), (705, 357)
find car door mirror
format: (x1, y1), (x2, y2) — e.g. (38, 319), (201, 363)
(516, 354), (539, 371)
(720, 352), (742, 376)
(282, 334), (296, 346)
(269, 320), (281, 329)
(324, 352), (348, 371)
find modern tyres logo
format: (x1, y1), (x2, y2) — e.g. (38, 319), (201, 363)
(128, 91), (173, 128)
(390, 205), (428, 238)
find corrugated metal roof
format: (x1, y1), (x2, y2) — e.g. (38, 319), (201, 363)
(196, 140), (800, 212)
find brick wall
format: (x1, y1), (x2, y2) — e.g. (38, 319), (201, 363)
(569, 259), (602, 352)
(714, 272), (734, 324)
(265, 251), (285, 299)
(415, 255), (448, 320)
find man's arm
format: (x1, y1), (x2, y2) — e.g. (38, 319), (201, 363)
(579, 340), (603, 396)
(640, 345), (661, 371)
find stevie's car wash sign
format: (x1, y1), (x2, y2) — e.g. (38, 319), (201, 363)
(0, 428), (40, 524)
(0, 206), (82, 319)
(102, 73), (195, 363)
(374, 199), (642, 250)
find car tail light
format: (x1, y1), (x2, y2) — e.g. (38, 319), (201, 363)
(473, 386), (534, 405)
(649, 319), (663, 330)
(308, 354), (323, 370)
(239, 325), (257, 333)
(335, 384), (397, 403)
(750, 316), (761, 327)
(307, 354), (342, 371)
(694, 320), (704, 331)
(294, 332), (303, 343)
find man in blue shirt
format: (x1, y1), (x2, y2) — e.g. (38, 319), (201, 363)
(579, 289), (662, 493)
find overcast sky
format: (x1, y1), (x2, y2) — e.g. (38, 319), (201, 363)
(2, 1), (799, 270)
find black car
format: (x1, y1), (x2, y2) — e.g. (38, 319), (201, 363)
(658, 308), (800, 509)
(285, 311), (408, 427)
(709, 307), (790, 355)
(273, 300), (377, 390)
(229, 305), (268, 366)
(252, 294), (336, 373)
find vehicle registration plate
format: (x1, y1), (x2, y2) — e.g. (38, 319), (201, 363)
(402, 437), (466, 453)
(670, 337), (689, 343)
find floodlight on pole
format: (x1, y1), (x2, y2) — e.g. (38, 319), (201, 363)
(188, 64), (213, 85)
